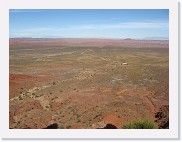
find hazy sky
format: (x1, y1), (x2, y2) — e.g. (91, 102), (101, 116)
(9, 9), (169, 39)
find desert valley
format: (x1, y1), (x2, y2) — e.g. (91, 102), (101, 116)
(9, 38), (169, 129)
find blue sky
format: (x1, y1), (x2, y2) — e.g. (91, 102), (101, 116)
(10, 9), (169, 39)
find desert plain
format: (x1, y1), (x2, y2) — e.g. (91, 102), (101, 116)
(9, 38), (169, 129)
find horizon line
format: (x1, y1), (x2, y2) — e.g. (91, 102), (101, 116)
(9, 37), (169, 41)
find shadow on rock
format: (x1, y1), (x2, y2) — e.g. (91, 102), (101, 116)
(97, 123), (118, 129)
(43, 123), (58, 129)
(155, 105), (169, 129)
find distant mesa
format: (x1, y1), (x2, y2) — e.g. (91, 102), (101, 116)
(123, 38), (133, 40)
(11, 37), (33, 39)
(144, 37), (169, 40)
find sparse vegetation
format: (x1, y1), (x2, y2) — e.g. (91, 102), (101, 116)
(10, 38), (168, 129)
(77, 114), (81, 119)
(19, 96), (23, 100)
(60, 125), (64, 129)
(123, 119), (157, 129)
(66, 125), (72, 129)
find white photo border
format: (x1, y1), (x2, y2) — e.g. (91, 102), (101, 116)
(0, 0), (179, 139)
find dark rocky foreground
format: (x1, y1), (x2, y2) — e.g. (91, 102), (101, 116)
(155, 105), (169, 129)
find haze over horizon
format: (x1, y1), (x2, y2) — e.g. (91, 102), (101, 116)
(10, 9), (169, 39)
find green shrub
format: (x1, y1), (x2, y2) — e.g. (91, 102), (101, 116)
(123, 119), (157, 129)
(60, 125), (64, 129)
(66, 125), (72, 129)
(19, 96), (23, 100)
